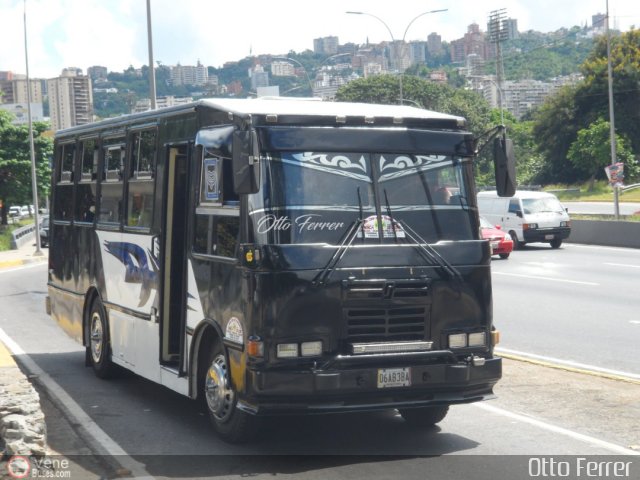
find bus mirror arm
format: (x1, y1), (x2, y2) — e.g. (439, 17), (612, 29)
(473, 125), (517, 198)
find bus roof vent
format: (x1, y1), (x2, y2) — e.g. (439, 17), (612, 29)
(266, 114), (278, 123)
(336, 115), (347, 124)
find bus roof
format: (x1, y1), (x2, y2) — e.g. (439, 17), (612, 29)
(55, 98), (466, 137)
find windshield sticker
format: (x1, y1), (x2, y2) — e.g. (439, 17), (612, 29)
(378, 155), (451, 182)
(279, 152), (372, 182)
(257, 214), (346, 235)
(359, 215), (406, 239)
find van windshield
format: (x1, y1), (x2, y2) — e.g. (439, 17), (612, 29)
(522, 197), (565, 214)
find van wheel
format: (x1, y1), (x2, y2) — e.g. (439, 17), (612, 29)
(88, 298), (116, 379)
(509, 231), (520, 250)
(398, 405), (449, 427)
(550, 238), (562, 249)
(203, 343), (257, 443)
(499, 253), (510, 259)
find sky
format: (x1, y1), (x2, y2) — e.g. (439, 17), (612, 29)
(1, 0), (638, 79)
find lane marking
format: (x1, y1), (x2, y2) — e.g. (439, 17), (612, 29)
(474, 403), (640, 456)
(497, 347), (640, 384)
(604, 262), (640, 269)
(492, 271), (599, 286)
(0, 327), (155, 479)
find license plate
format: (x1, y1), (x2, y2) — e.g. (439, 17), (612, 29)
(377, 367), (411, 388)
(491, 241), (500, 249)
(545, 234), (554, 240)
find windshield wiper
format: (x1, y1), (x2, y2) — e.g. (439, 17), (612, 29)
(383, 189), (399, 243)
(382, 189), (463, 283)
(312, 187), (364, 287)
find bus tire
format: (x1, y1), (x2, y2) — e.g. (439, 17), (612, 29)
(398, 405), (449, 427)
(203, 343), (257, 443)
(88, 298), (116, 379)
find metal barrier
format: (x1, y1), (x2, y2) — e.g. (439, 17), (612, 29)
(10, 223), (36, 249)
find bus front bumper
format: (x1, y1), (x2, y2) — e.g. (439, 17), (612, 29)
(239, 356), (501, 415)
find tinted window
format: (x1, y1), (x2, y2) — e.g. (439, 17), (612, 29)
(127, 130), (156, 229)
(193, 215), (240, 258)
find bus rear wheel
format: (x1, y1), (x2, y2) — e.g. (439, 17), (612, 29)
(398, 405), (449, 427)
(88, 298), (116, 379)
(203, 343), (257, 443)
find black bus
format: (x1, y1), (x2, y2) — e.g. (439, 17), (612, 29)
(46, 98), (516, 442)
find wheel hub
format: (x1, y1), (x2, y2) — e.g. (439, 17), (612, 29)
(90, 312), (103, 363)
(205, 354), (234, 421)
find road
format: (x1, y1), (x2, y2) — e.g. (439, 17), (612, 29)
(491, 242), (640, 377)
(0, 255), (638, 478)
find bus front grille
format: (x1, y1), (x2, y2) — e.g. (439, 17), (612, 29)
(344, 306), (427, 342)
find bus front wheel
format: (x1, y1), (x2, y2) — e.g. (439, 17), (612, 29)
(203, 343), (257, 443)
(398, 405), (449, 427)
(88, 298), (116, 379)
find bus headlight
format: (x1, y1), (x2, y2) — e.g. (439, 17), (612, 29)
(448, 333), (467, 349)
(277, 343), (298, 358)
(468, 332), (487, 347)
(301, 341), (322, 357)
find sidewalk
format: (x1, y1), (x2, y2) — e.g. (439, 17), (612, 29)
(0, 241), (48, 270)
(0, 243), (49, 460)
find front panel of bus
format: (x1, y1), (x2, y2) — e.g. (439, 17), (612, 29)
(215, 125), (500, 413)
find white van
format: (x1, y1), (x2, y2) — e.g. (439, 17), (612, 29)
(477, 190), (571, 249)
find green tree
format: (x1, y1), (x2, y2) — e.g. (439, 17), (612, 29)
(0, 110), (53, 225)
(567, 119), (635, 190)
(335, 74), (492, 135)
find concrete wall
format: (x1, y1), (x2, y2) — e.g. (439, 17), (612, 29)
(569, 219), (640, 249)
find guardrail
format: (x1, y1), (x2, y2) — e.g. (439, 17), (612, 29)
(10, 223), (36, 249)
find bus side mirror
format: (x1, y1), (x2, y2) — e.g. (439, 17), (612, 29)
(232, 129), (260, 194)
(493, 136), (516, 197)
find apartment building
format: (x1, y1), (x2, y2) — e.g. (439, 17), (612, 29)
(47, 68), (93, 132)
(170, 61), (208, 86)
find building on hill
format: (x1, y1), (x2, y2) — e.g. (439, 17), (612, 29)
(47, 68), (93, 132)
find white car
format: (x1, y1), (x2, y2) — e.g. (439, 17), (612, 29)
(9, 206), (21, 218)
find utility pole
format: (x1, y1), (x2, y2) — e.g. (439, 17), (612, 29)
(146, 0), (157, 109)
(488, 9), (508, 121)
(605, 0), (619, 219)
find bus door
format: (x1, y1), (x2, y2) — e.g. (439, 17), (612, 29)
(161, 144), (191, 367)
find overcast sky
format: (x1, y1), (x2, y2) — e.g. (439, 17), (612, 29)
(1, 0), (638, 78)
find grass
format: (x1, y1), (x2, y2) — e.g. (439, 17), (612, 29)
(0, 219), (33, 251)
(545, 181), (640, 202)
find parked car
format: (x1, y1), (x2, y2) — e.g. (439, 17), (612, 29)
(39, 216), (50, 247)
(20, 205), (31, 217)
(9, 206), (21, 218)
(480, 215), (513, 259)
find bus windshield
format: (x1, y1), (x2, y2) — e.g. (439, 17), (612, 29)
(249, 151), (476, 245)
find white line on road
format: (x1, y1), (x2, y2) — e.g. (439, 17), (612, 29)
(497, 347), (640, 380)
(604, 262), (640, 269)
(474, 403), (639, 456)
(492, 271), (599, 286)
(0, 327), (155, 480)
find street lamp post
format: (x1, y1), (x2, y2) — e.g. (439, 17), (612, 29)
(23, 0), (42, 256)
(347, 9), (447, 105)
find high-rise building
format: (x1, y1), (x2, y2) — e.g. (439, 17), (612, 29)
(47, 68), (93, 132)
(87, 66), (108, 82)
(313, 36), (339, 55)
(450, 23), (488, 63)
(0, 74), (43, 105)
(427, 33), (443, 56)
(170, 61), (208, 86)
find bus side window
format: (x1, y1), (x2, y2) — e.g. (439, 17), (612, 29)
(127, 129), (156, 229)
(193, 215), (240, 258)
(75, 137), (98, 223)
(54, 142), (75, 221)
(98, 137), (125, 225)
